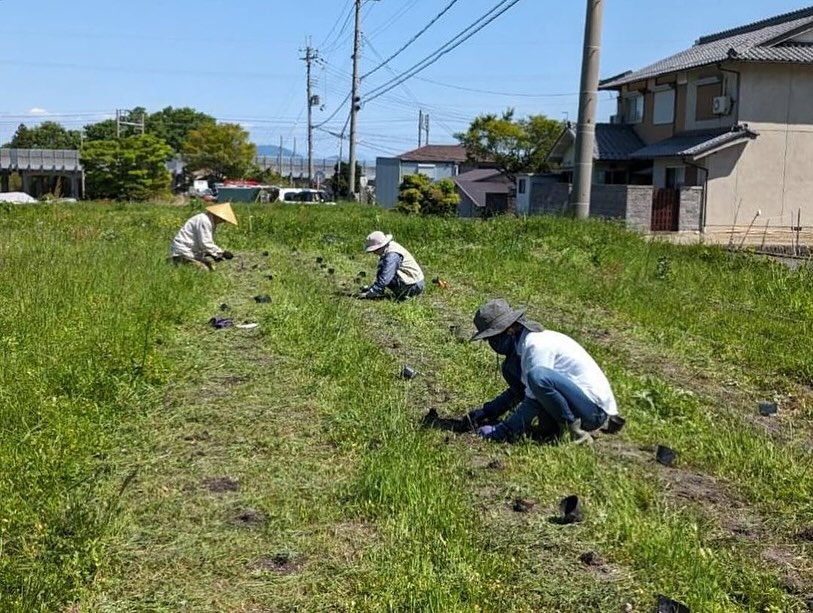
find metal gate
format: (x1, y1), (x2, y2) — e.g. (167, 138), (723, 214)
(651, 188), (680, 232)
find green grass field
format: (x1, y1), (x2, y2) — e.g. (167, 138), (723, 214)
(1, 201), (812, 612)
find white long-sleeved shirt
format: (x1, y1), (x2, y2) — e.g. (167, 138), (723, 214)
(170, 212), (223, 260)
(517, 329), (618, 415)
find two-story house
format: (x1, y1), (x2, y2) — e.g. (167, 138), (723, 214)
(542, 5), (813, 241)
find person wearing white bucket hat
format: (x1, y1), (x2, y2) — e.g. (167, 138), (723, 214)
(170, 203), (238, 271)
(466, 298), (620, 445)
(359, 230), (425, 300)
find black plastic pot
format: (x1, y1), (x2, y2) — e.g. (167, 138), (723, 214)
(758, 401), (778, 416)
(604, 415), (626, 434)
(656, 594), (690, 613)
(401, 365), (417, 380)
(253, 294), (272, 304)
(656, 445), (677, 467)
(559, 495), (584, 524)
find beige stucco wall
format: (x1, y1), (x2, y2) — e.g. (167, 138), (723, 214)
(703, 63), (813, 234)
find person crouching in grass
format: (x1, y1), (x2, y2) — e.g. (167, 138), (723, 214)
(170, 203), (237, 271)
(358, 230), (425, 301)
(466, 299), (621, 444)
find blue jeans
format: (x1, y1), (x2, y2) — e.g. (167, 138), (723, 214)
(494, 367), (607, 441)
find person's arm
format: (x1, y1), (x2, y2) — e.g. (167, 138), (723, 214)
(481, 397), (539, 442)
(198, 217), (223, 258)
(472, 388), (522, 424)
(365, 252), (402, 296)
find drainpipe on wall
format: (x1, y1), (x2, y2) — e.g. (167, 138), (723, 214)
(683, 157), (708, 238)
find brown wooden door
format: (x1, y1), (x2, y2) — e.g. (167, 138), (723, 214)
(651, 188), (680, 231)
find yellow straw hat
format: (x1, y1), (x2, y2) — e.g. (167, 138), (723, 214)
(206, 202), (238, 225)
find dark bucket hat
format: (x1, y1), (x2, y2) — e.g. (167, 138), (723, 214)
(470, 299), (526, 341)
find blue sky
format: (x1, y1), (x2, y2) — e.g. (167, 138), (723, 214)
(0, 0), (808, 160)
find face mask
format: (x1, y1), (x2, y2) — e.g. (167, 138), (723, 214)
(488, 333), (515, 356)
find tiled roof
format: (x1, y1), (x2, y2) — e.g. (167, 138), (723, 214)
(398, 144), (468, 163)
(548, 123), (644, 163)
(595, 124), (646, 160)
(601, 6), (813, 89)
(631, 126), (758, 159)
(454, 171), (512, 208)
(454, 168), (505, 182)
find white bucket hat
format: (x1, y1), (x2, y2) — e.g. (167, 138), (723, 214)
(364, 230), (392, 252)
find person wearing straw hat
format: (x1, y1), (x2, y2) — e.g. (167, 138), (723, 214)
(465, 299), (619, 444)
(359, 230), (425, 300)
(170, 203), (238, 271)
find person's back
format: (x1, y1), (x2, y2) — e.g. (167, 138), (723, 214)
(171, 212), (212, 260)
(386, 240), (424, 285)
(519, 330), (618, 416)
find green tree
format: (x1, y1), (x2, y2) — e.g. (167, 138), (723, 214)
(83, 107), (148, 142)
(330, 161), (362, 199)
(147, 106), (215, 153)
(395, 174), (460, 217)
(455, 109), (563, 180)
(182, 122), (256, 181)
(2, 121), (81, 149)
(82, 134), (173, 200)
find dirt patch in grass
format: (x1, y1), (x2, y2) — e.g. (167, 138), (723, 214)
(230, 507), (266, 528)
(202, 476), (240, 493)
(247, 552), (304, 575)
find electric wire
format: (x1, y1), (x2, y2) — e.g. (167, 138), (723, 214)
(362, 0), (460, 80)
(364, 0), (523, 103)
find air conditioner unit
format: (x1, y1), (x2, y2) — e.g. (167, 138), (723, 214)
(713, 95), (732, 115)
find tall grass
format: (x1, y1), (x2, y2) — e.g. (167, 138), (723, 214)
(0, 203), (214, 611)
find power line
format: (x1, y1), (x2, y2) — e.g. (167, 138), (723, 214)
(318, 0), (354, 52)
(413, 75), (581, 98)
(364, 0), (523, 104)
(362, 0), (460, 80)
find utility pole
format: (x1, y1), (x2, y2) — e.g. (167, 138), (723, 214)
(116, 109), (145, 138)
(423, 112), (430, 145)
(418, 110), (423, 146)
(348, 0), (363, 200)
(301, 42), (320, 188)
(570, 0), (604, 219)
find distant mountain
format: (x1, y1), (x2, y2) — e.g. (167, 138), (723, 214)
(256, 144), (297, 158)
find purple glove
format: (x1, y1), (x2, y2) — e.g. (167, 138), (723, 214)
(476, 425), (496, 438)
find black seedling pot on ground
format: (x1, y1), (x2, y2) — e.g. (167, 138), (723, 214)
(219, 303), (230, 311)
(316, 256), (323, 263)
(604, 415), (626, 434)
(559, 495), (584, 524)
(262, 250), (269, 256)
(357, 270), (366, 277)
(254, 294), (272, 304)
(327, 268), (335, 275)
(657, 594), (690, 613)
(401, 365), (417, 380)
(656, 445), (677, 467)
(758, 401), (778, 416)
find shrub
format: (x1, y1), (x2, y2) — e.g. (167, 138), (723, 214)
(395, 174), (460, 216)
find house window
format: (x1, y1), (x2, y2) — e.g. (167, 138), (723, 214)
(416, 164), (435, 178)
(665, 166), (685, 189)
(696, 81), (722, 121)
(653, 89), (675, 125)
(518, 178), (526, 194)
(624, 93), (644, 123)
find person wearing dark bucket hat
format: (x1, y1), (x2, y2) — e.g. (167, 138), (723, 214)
(465, 298), (621, 444)
(358, 231), (425, 301)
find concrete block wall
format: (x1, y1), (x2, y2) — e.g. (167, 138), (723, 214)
(679, 187), (703, 232)
(529, 183), (570, 215)
(589, 185), (628, 219)
(625, 186), (654, 232)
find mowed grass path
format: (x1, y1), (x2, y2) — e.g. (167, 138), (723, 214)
(2, 203), (812, 611)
